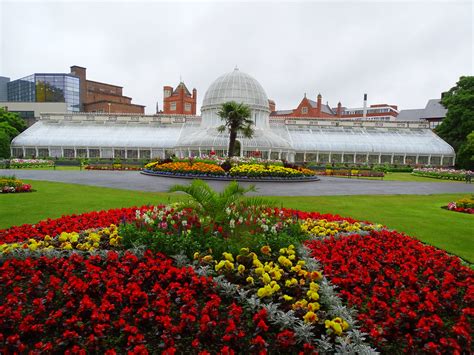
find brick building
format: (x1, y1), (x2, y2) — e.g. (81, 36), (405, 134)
(271, 93), (398, 121)
(162, 81), (197, 115)
(70, 66), (145, 114)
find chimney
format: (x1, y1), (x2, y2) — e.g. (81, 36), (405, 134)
(337, 102), (342, 118)
(316, 93), (322, 117)
(192, 88), (197, 115)
(363, 93), (367, 119)
(268, 99), (276, 112)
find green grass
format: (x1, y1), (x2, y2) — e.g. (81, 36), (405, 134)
(1, 180), (472, 263)
(327, 172), (464, 183)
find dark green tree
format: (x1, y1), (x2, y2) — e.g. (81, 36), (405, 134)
(0, 131), (10, 158)
(0, 108), (26, 132)
(456, 131), (474, 170)
(0, 122), (20, 140)
(435, 76), (474, 168)
(217, 101), (253, 158)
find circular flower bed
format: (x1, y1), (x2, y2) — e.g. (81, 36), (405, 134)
(143, 158), (318, 182)
(0, 190), (472, 353)
(0, 176), (32, 193)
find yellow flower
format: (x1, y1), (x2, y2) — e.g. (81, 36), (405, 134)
(58, 232), (68, 242)
(303, 311), (318, 323)
(282, 295), (293, 302)
(215, 260), (226, 272)
(193, 252), (200, 260)
(307, 302), (320, 312)
(246, 276), (254, 284)
(262, 273), (271, 284)
(222, 252), (234, 262)
(260, 245), (271, 255)
(307, 290), (320, 301)
(237, 264), (246, 274)
(202, 255), (213, 263)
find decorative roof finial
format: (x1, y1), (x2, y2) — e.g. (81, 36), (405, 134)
(234, 65), (239, 71)
(304, 92), (307, 98)
(179, 75), (183, 83)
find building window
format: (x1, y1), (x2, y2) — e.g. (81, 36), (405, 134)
(164, 90), (171, 98)
(170, 102), (177, 111)
(301, 107), (308, 114)
(185, 103), (191, 112)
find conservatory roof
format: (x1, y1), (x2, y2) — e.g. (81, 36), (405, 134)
(12, 118), (455, 157)
(271, 125), (455, 155)
(12, 121), (184, 148)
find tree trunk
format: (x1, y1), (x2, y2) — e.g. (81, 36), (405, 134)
(228, 129), (237, 158)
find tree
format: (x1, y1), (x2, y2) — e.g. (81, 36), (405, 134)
(217, 101), (254, 158)
(0, 131), (10, 158)
(0, 109), (26, 159)
(0, 107), (26, 132)
(456, 131), (474, 170)
(435, 76), (474, 168)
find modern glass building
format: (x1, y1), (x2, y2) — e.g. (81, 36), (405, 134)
(7, 74), (80, 112)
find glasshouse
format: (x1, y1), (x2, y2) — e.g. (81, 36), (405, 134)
(11, 68), (455, 166)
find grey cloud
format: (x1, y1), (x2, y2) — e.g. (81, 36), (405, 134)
(1, 1), (472, 114)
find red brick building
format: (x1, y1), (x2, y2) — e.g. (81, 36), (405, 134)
(271, 93), (337, 118)
(70, 66), (145, 114)
(162, 82), (197, 115)
(271, 93), (398, 121)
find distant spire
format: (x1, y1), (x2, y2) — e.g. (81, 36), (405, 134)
(156, 101), (159, 114)
(234, 65), (239, 71)
(179, 75), (183, 83)
(304, 92), (306, 98)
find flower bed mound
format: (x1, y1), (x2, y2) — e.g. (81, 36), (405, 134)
(1, 176), (32, 193)
(0, 251), (305, 353)
(306, 230), (474, 354)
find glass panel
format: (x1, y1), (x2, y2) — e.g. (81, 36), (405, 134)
(343, 154), (354, 163)
(64, 149), (75, 158)
(393, 155), (404, 164)
(318, 153), (329, 163)
(430, 156), (441, 166)
(418, 156), (429, 164)
(405, 156), (416, 165)
(101, 148), (113, 159)
(114, 149), (125, 159)
(127, 150), (138, 159)
(331, 153), (342, 163)
(139, 150), (151, 159)
(89, 149), (100, 158)
(25, 148), (36, 157)
(76, 149), (87, 158)
(356, 154), (368, 164)
(38, 148), (49, 158)
(295, 153), (305, 162)
(368, 155), (379, 164)
(381, 155), (392, 164)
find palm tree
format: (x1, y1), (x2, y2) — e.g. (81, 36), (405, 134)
(217, 101), (254, 158)
(168, 179), (271, 226)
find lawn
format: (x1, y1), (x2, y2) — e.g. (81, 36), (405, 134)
(327, 172), (465, 183)
(1, 180), (472, 263)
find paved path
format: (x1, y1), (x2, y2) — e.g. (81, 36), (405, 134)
(2, 169), (473, 196)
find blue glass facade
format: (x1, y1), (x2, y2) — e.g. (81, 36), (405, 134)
(7, 74), (80, 112)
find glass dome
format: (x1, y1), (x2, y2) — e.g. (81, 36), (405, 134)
(201, 68), (270, 128)
(202, 68), (270, 111)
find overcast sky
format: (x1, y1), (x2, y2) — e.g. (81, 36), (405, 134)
(1, 0), (472, 114)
